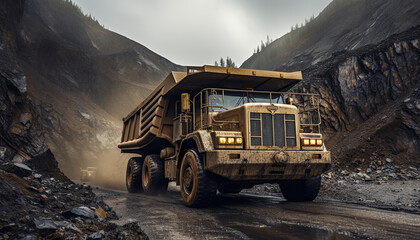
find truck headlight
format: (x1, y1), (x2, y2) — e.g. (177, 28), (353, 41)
(218, 137), (243, 145)
(302, 138), (323, 146)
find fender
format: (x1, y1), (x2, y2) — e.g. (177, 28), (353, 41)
(175, 130), (214, 185)
(176, 130), (214, 163)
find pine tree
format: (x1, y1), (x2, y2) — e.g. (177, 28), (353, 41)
(225, 57), (236, 68)
(214, 61), (218, 66)
(220, 58), (225, 67)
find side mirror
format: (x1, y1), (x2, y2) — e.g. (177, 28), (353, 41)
(181, 93), (190, 112)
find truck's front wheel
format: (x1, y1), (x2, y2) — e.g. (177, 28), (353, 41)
(126, 157), (143, 193)
(180, 149), (217, 207)
(141, 154), (168, 194)
(279, 176), (321, 202)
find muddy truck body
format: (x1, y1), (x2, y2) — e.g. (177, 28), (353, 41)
(119, 65), (331, 207)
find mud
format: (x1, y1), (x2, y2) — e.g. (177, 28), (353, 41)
(93, 183), (420, 240)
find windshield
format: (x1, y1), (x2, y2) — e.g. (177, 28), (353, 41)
(193, 88), (322, 133)
(204, 89), (284, 112)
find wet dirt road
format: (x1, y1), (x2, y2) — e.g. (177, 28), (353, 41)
(93, 184), (420, 240)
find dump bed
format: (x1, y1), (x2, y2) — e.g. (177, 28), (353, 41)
(118, 65), (302, 153)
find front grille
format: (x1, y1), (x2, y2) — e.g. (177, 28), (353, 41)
(250, 113), (297, 147)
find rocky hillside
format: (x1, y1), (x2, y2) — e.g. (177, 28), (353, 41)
(242, 0), (420, 72)
(241, 0), (420, 169)
(0, 0), (46, 163)
(11, 0), (183, 178)
(1, 1), (147, 238)
(296, 26), (420, 168)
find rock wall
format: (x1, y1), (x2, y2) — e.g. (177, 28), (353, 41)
(295, 26), (420, 165)
(0, 0), (49, 163)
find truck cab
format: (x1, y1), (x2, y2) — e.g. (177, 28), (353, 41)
(119, 66), (331, 207)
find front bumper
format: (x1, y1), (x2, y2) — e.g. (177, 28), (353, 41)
(205, 150), (331, 181)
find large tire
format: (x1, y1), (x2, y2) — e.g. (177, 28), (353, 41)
(180, 149), (217, 207)
(218, 185), (242, 194)
(141, 154), (168, 194)
(126, 157), (143, 193)
(279, 176), (321, 202)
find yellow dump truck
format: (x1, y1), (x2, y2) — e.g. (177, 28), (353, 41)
(119, 65), (331, 207)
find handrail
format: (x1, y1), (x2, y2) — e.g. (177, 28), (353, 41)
(192, 87), (322, 132)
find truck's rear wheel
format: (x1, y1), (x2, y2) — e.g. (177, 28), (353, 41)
(279, 176), (321, 202)
(142, 154), (168, 194)
(180, 149), (217, 207)
(126, 157), (143, 193)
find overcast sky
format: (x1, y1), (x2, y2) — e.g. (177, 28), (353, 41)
(72, 0), (332, 66)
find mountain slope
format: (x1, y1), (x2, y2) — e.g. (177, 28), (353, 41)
(242, 0), (420, 71)
(12, 0), (183, 177)
(296, 27), (420, 168)
(242, 0), (420, 168)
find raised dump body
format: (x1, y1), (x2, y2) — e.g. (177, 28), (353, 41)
(119, 65), (331, 207)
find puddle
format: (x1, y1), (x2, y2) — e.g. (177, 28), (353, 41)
(214, 210), (357, 240)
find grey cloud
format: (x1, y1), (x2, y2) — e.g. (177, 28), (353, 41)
(72, 0), (332, 66)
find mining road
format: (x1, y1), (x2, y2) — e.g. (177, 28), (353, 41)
(93, 184), (420, 240)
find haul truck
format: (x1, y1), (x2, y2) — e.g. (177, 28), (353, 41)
(118, 65), (331, 207)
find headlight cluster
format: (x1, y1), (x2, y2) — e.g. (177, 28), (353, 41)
(219, 137), (242, 145)
(302, 138), (323, 146)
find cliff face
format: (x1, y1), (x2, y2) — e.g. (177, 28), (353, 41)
(240, 0), (420, 168)
(295, 27), (420, 167)
(242, 0), (420, 72)
(0, 0), (49, 162)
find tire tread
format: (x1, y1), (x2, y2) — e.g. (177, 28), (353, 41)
(184, 149), (217, 208)
(143, 154), (168, 194)
(126, 157), (143, 193)
(279, 176), (321, 202)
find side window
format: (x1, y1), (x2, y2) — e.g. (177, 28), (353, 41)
(208, 89), (223, 112)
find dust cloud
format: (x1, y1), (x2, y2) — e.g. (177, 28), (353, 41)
(64, 147), (138, 191)
(91, 149), (130, 190)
